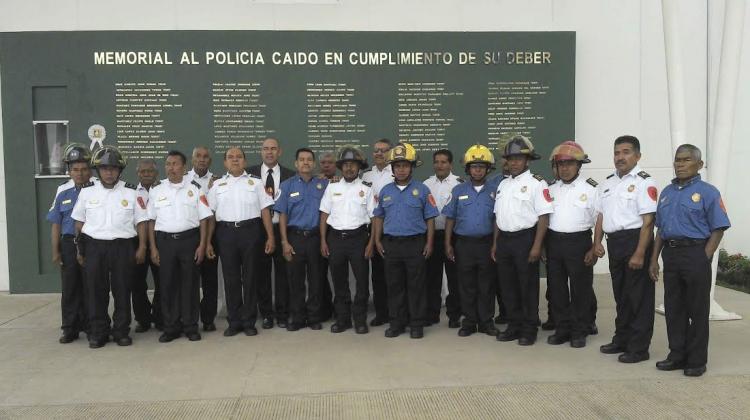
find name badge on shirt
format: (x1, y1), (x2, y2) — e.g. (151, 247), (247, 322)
(458, 195), (469, 200)
(61, 199), (72, 205)
(290, 192), (300, 197)
(383, 196), (392, 202)
(333, 192), (342, 196)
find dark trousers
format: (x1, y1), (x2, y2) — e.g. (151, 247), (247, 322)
(60, 236), (88, 334)
(495, 228), (540, 338)
(546, 230), (594, 338)
(257, 224), (289, 322)
(662, 244), (711, 368)
(156, 230), (201, 335)
(383, 235), (427, 329)
(199, 237), (219, 325)
(287, 231), (322, 325)
(455, 235), (495, 328)
(83, 237), (135, 340)
(328, 228), (370, 326)
(132, 246), (161, 327)
(216, 221), (261, 329)
(319, 257), (334, 320)
(607, 228), (655, 353)
(370, 252), (388, 320)
(425, 230), (460, 323)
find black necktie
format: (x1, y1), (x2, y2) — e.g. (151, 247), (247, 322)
(266, 168), (275, 197)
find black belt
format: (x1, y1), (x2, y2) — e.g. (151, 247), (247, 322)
(157, 228), (199, 240)
(61, 234), (76, 241)
(455, 233), (493, 242)
(547, 229), (592, 238)
(86, 237), (136, 244)
(289, 227), (319, 238)
(606, 228), (640, 240)
(383, 234), (425, 241)
(499, 227), (536, 238)
(665, 238), (707, 248)
(217, 219), (259, 228)
(329, 225), (368, 239)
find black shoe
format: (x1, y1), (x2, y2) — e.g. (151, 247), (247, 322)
(370, 317), (388, 327)
(159, 332), (178, 343)
(244, 326), (258, 336)
(684, 365), (707, 377)
(589, 323), (599, 335)
(203, 323), (216, 332)
(286, 323), (303, 332)
(262, 318), (274, 329)
(458, 326), (476, 337)
(385, 327), (405, 338)
(656, 359), (686, 371)
(88, 337), (106, 349)
(600, 342), (626, 354)
(518, 336), (536, 346)
(541, 320), (555, 331)
(186, 332), (202, 341)
(410, 327), (424, 339)
(448, 319), (461, 328)
(494, 315), (508, 325)
(618, 352), (649, 363)
(570, 337), (587, 348)
(547, 333), (571, 345)
(277, 320), (288, 329)
(496, 329), (521, 342)
(355, 325), (369, 334)
(59, 332), (79, 344)
(115, 336), (133, 346)
(135, 323), (150, 333)
(479, 325), (500, 336)
(308, 322), (322, 331)
(330, 323), (352, 333)
(223, 327), (240, 337)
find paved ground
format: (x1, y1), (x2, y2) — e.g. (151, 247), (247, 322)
(1, 275), (749, 419)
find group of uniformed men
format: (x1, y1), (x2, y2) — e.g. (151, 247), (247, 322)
(47, 134), (730, 377)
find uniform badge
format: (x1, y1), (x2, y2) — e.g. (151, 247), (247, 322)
(333, 192), (342, 196)
(290, 192), (300, 197)
(691, 193), (701, 203)
(248, 179), (255, 186)
(427, 194), (437, 207)
(628, 184), (635, 192)
(383, 196), (392, 202)
(121, 199), (128, 207)
(580, 193), (587, 202)
(316, 183), (322, 190)
(359, 190), (365, 197)
(137, 197), (146, 209)
(543, 189), (553, 202)
(458, 195), (469, 200)
(62, 199), (72, 205)
(412, 188), (419, 196)
(648, 186), (658, 202)
(521, 186), (528, 193)
(188, 190), (194, 198)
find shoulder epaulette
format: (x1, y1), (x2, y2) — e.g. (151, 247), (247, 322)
(606, 174), (615, 179)
(362, 181), (372, 187)
(211, 175), (221, 181)
(456, 177), (465, 183)
(586, 178), (598, 187)
(249, 174), (261, 179)
(82, 181), (94, 188)
(191, 180), (201, 189)
(124, 183), (137, 190)
(637, 171), (651, 179)
(532, 174), (545, 182)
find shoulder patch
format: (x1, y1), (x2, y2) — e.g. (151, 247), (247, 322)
(532, 174), (545, 182)
(638, 171), (651, 179)
(456, 177), (465, 183)
(586, 178), (598, 187)
(124, 182), (137, 190)
(362, 181), (372, 187)
(191, 180), (201, 189)
(249, 174), (261, 179)
(606, 174), (615, 179)
(82, 181), (95, 188)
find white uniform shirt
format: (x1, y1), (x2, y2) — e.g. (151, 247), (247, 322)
(71, 180), (149, 240)
(361, 164), (393, 202)
(319, 178), (376, 230)
(261, 163), (282, 224)
(423, 172), (462, 230)
(147, 178), (213, 233)
(207, 172), (275, 222)
(494, 170), (554, 232)
(51, 177), (97, 209)
(548, 176), (600, 233)
(597, 165), (658, 234)
(187, 168), (213, 194)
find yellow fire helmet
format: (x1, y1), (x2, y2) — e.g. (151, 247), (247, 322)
(387, 142), (422, 167)
(463, 144), (496, 170)
(549, 140), (591, 163)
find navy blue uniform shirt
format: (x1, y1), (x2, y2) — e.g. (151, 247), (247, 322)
(46, 186), (81, 236)
(655, 174), (730, 240)
(373, 178), (439, 236)
(442, 176), (501, 237)
(274, 175), (328, 230)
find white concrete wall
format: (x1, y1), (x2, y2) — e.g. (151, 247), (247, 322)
(0, 0), (747, 290)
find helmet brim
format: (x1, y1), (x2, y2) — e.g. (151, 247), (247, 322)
(336, 159), (368, 170)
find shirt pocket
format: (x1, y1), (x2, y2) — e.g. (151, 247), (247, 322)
(678, 200), (704, 228)
(84, 200), (105, 225)
(114, 200), (135, 226)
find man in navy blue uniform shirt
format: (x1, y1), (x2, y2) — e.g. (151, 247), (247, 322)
(649, 144), (730, 377)
(275, 148), (329, 331)
(373, 142), (439, 339)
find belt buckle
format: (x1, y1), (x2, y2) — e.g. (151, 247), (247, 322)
(172, 232), (181, 240)
(233, 221), (241, 228)
(667, 239), (677, 248)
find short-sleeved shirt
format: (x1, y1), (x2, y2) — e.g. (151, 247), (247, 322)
(423, 173), (462, 230)
(655, 175), (730, 240)
(50, 177), (97, 210)
(207, 172), (275, 222)
(361, 164), (393, 202)
(548, 176), (600, 233)
(147, 178), (213, 233)
(442, 179), (496, 237)
(187, 169), (214, 194)
(494, 170), (554, 232)
(319, 178), (376, 230)
(71, 180), (149, 240)
(47, 186), (81, 236)
(373, 179), (439, 236)
(597, 165), (658, 234)
(274, 175), (328, 230)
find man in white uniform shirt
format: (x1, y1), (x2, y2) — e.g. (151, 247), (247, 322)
(423, 149), (462, 328)
(147, 150), (213, 343)
(72, 146), (148, 349)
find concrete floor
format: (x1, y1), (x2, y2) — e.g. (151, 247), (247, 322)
(1, 275), (749, 418)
